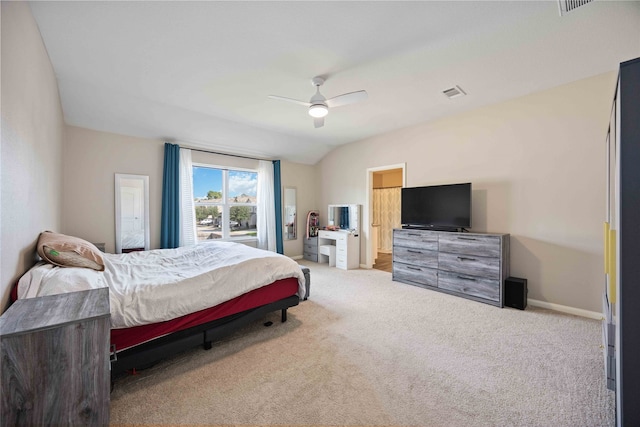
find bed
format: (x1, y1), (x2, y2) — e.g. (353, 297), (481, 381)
(15, 232), (309, 377)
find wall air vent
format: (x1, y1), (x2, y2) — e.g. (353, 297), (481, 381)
(558, 0), (594, 16)
(442, 86), (466, 99)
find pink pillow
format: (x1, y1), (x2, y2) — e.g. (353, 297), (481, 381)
(36, 231), (105, 271)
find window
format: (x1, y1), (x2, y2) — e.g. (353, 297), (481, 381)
(193, 165), (258, 241)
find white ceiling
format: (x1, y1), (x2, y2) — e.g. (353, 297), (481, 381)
(29, 1), (640, 164)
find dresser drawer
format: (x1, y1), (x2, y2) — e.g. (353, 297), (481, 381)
(393, 229), (438, 250)
(303, 252), (318, 262)
(393, 246), (438, 269)
(336, 256), (348, 269)
(318, 230), (338, 239)
(303, 242), (318, 255)
(438, 252), (500, 280)
(438, 271), (500, 302)
(392, 262), (438, 287)
(438, 234), (501, 257)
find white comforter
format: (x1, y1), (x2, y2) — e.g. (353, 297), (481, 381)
(17, 242), (306, 329)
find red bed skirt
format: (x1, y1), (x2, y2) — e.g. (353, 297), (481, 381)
(111, 277), (299, 352)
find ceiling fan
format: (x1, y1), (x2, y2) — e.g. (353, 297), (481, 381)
(268, 77), (368, 128)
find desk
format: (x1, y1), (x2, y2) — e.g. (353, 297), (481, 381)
(318, 230), (360, 270)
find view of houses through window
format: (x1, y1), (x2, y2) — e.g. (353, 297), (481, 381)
(193, 166), (258, 241)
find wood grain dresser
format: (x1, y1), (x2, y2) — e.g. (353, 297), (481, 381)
(393, 228), (510, 307)
(0, 288), (110, 425)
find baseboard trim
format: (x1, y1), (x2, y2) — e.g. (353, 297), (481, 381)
(527, 299), (603, 320)
(291, 255), (303, 260)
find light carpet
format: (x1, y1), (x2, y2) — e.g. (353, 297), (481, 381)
(110, 260), (614, 426)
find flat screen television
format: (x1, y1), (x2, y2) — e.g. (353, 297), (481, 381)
(401, 183), (471, 230)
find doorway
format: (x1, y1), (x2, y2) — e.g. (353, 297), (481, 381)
(365, 164), (406, 270)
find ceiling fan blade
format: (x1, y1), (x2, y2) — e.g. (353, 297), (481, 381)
(314, 117), (324, 128)
(326, 90), (368, 108)
(267, 95), (311, 107)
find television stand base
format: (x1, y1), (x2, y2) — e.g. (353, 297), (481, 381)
(393, 228), (510, 308)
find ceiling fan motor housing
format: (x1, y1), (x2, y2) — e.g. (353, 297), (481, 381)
(309, 77), (328, 117)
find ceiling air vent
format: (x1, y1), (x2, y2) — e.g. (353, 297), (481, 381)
(443, 86), (466, 99)
(558, 0), (594, 16)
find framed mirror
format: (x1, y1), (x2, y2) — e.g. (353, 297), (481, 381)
(328, 204), (360, 233)
(115, 174), (150, 253)
(283, 187), (297, 240)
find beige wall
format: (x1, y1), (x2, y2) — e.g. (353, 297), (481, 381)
(281, 160), (317, 257)
(63, 126), (164, 253)
(63, 127), (316, 257)
(0, 2), (65, 311)
(318, 72), (617, 312)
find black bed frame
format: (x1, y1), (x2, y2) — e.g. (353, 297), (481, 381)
(110, 266), (310, 378)
(110, 295), (300, 377)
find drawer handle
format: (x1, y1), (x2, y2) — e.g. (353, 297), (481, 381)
(407, 249), (422, 254)
(407, 266), (422, 271)
(457, 257), (476, 262)
(457, 237), (477, 241)
(408, 233), (422, 237)
(457, 276), (477, 281)
(110, 344), (118, 362)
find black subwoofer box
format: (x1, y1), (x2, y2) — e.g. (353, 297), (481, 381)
(505, 277), (528, 310)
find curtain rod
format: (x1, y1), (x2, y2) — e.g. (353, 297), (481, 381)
(182, 146), (271, 162)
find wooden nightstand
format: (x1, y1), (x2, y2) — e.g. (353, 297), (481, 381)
(0, 288), (111, 425)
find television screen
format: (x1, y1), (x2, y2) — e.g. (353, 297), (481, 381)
(401, 183), (471, 229)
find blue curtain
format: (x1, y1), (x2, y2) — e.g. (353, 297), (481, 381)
(273, 160), (283, 254)
(161, 143), (181, 249)
(340, 206), (350, 229)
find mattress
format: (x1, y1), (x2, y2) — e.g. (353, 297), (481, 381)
(111, 276), (299, 351)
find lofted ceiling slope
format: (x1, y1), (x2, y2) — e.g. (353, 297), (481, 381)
(28, 1), (640, 164)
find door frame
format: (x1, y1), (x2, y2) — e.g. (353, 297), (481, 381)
(364, 163), (406, 268)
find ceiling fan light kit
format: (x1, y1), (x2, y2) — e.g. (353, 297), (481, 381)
(268, 76), (367, 128)
(308, 104), (328, 118)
